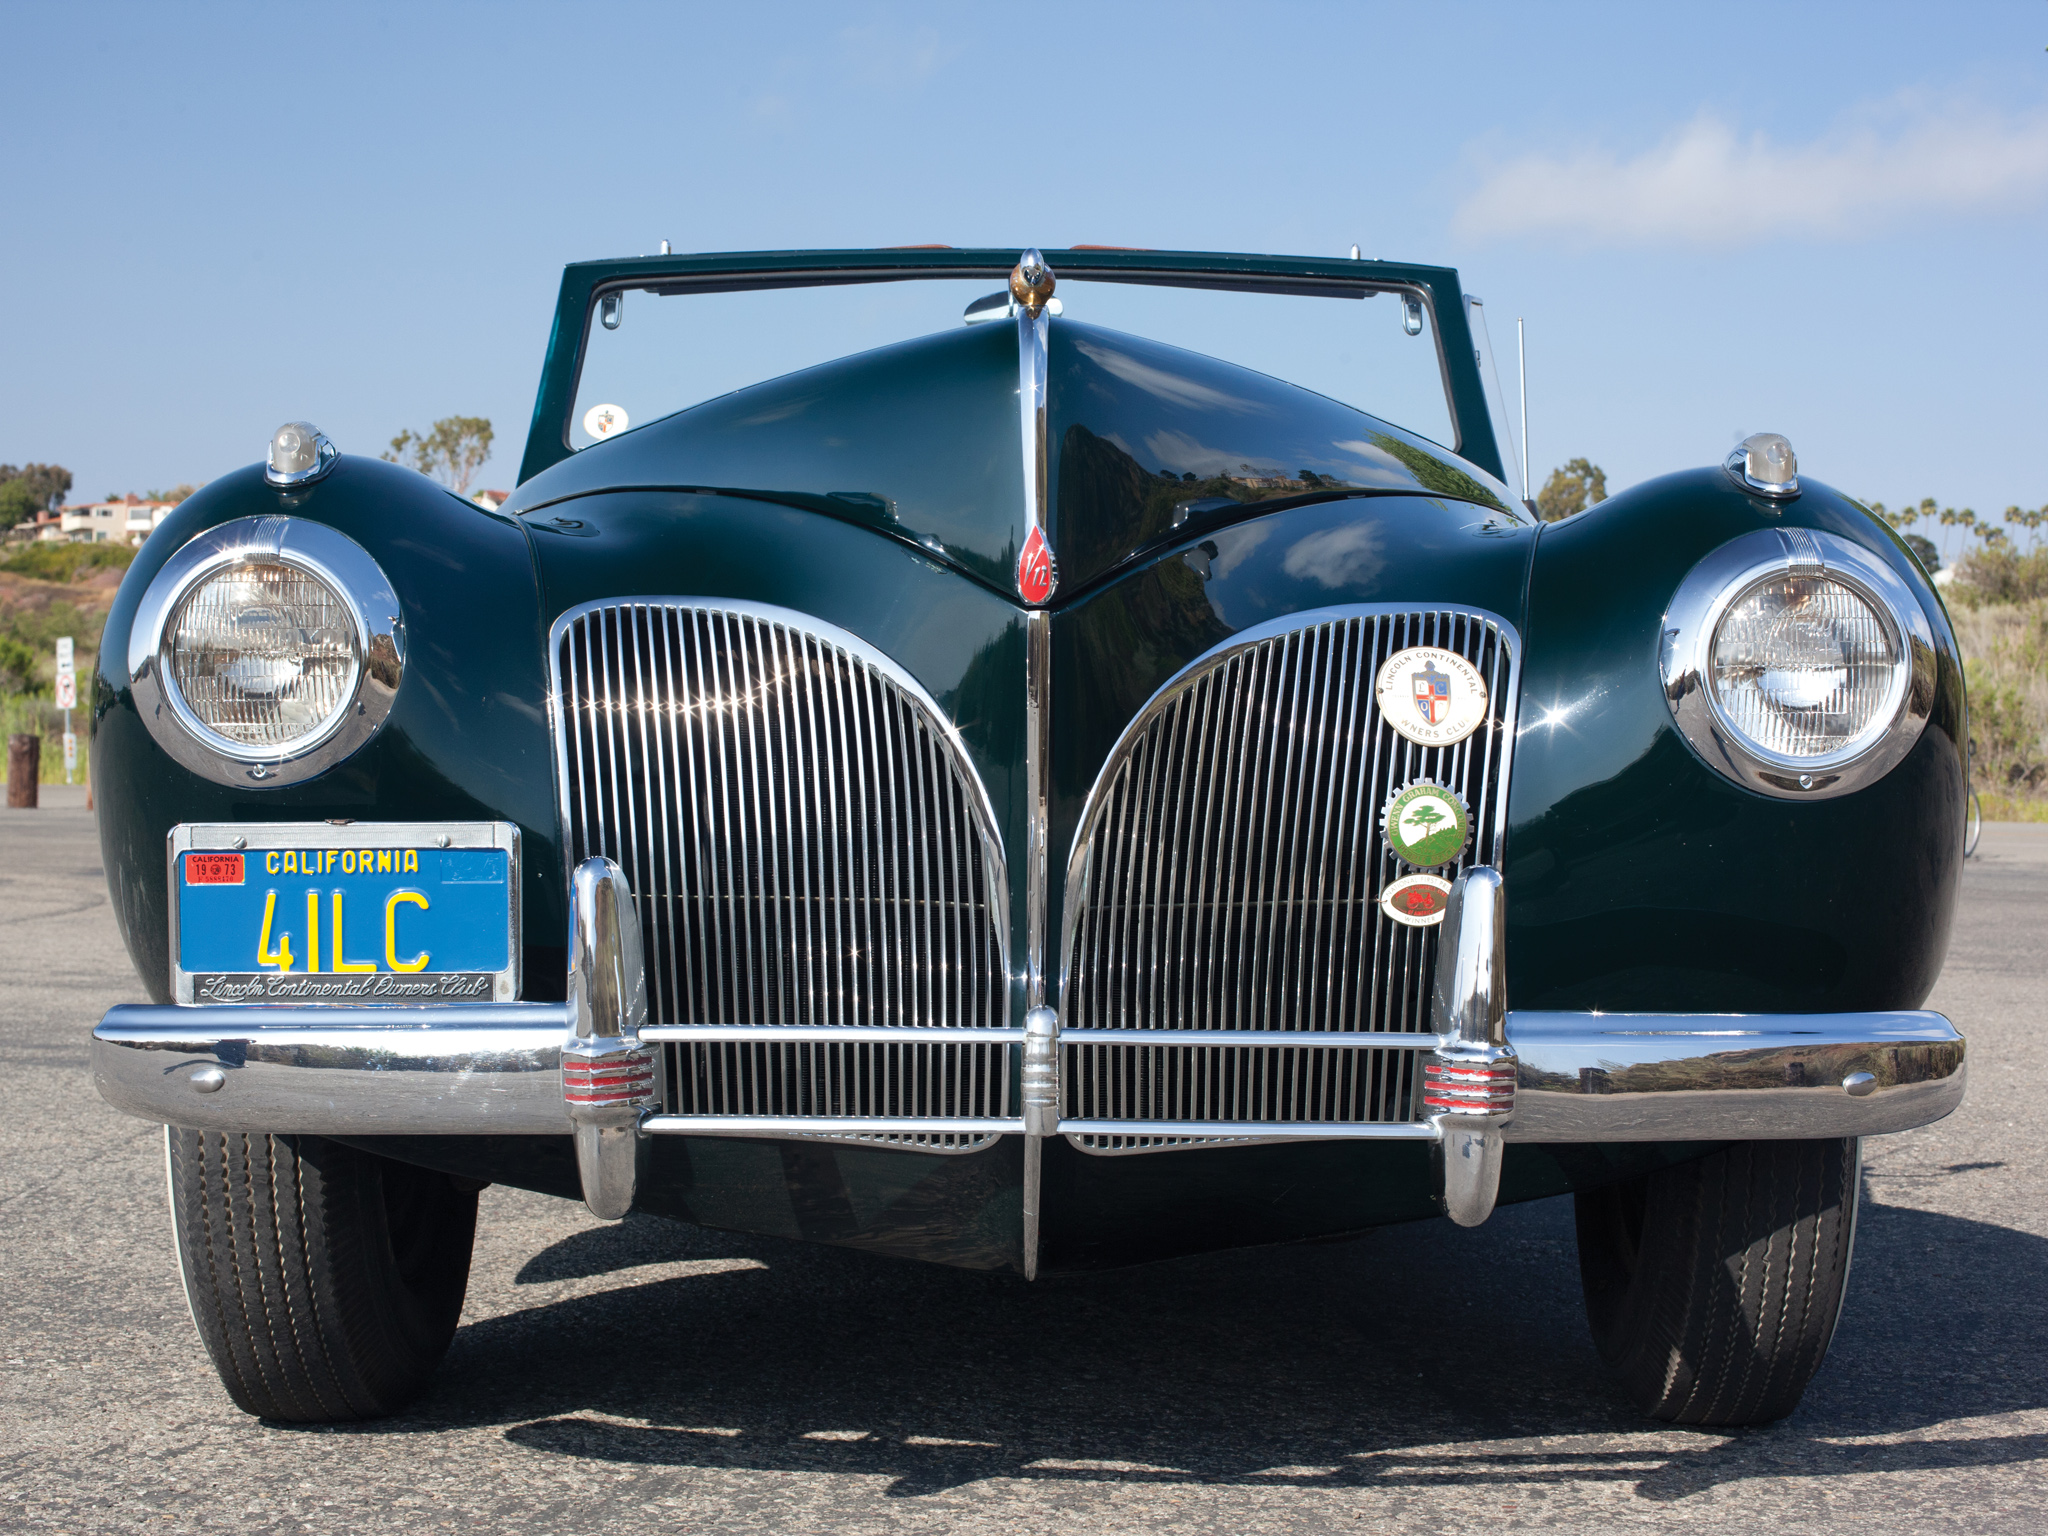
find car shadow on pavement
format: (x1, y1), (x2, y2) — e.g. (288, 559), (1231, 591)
(329, 1188), (2048, 1502)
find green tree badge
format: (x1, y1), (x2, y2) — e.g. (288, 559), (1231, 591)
(1386, 784), (1470, 868)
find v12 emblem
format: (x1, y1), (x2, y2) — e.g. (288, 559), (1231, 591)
(1017, 525), (1058, 605)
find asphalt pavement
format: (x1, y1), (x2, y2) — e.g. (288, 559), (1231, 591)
(4, 787), (2046, 1534)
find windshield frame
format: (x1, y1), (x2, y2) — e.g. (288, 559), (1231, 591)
(517, 248), (1501, 487)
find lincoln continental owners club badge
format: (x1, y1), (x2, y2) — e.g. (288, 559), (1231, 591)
(1382, 781), (1471, 869)
(1375, 645), (1487, 747)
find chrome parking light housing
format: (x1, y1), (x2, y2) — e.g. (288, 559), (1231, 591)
(1661, 526), (1934, 799)
(1726, 431), (1800, 499)
(263, 422), (338, 487)
(129, 516), (404, 787)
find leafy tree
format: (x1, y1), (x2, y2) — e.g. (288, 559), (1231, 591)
(0, 479), (39, 531)
(0, 462), (72, 527)
(1902, 533), (1940, 575)
(382, 416), (494, 496)
(142, 483), (200, 504)
(1535, 458), (1607, 521)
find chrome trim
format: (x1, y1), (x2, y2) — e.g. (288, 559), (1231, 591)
(1058, 604), (1522, 1058)
(567, 856), (649, 1050)
(1021, 1007), (1060, 1138)
(93, 1003), (1964, 1147)
(263, 423), (338, 487)
(1502, 1011), (1964, 1141)
(643, 1115), (1021, 1137)
(1661, 528), (1936, 799)
(1058, 1118), (1441, 1141)
(92, 1003), (570, 1132)
(1014, 257), (1056, 609)
(1426, 868), (1510, 1227)
(1021, 1005), (1058, 1281)
(564, 856), (653, 1220)
(1025, 610), (1051, 1008)
(643, 1024), (1026, 1044)
(1064, 1131), (1273, 1156)
(1017, 254), (1055, 1049)
(1063, 1028), (1437, 1048)
(547, 598), (1008, 1006)
(165, 821), (520, 1005)
(1725, 432), (1800, 499)
(549, 598), (1012, 1153)
(129, 516), (404, 787)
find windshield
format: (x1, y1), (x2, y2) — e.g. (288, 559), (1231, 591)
(568, 274), (1458, 455)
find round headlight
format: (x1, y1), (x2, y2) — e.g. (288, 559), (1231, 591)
(165, 561), (361, 750)
(130, 517), (404, 786)
(1662, 528), (1934, 799)
(1708, 571), (1903, 761)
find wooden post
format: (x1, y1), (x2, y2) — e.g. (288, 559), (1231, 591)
(6, 734), (39, 809)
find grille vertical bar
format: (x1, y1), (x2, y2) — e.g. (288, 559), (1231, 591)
(550, 601), (1011, 1147)
(1059, 606), (1519, 1132)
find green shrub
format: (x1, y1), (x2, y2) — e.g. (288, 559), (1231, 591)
(0, 636), (44, 695)
(1950, 546), (2048, 608)
(0, 542), (137, 582)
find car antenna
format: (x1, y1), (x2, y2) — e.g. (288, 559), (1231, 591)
(1517, 317), (1530, 503)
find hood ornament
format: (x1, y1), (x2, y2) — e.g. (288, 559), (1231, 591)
(1017, 525), (1058, 605)
(1010, 248), (1055, 319)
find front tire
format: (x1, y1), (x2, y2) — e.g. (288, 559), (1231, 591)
(165, 1128), (478, 1422)
(1575, 1137), (1860, 1426)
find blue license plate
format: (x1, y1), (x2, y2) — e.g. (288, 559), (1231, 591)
(172, 823), (518, 1004)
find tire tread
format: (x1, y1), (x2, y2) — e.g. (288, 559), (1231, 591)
(1577, 1138), (1858, 1426)
(166, 1129), (476, 1423)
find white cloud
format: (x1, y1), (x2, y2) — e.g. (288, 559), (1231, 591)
(1454, 101), (2048, 247)
(1075, 339), (1269, 415)
(836, 23), (953, 90)
(1282, 523), (1385, 589)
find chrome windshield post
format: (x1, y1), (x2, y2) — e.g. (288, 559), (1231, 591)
(1428, 867), (1513, 1227)
(565, 856), (655, 1220)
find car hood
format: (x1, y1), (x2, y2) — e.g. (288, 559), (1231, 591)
(504, 319), (1518, 601)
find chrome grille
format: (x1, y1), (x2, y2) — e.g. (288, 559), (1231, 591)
(1059, 606), (1518, 1130)
(551, 601), (1010, 1145)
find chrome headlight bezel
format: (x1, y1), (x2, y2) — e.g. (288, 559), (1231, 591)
(130, 516), (404, 787)
(1660, 527), (1934, 800)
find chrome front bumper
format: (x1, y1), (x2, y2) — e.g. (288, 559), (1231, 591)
(92, 1003), (1967, 1143)
(97, 861), (1966, 1245)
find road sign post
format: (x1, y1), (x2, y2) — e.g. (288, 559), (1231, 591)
(55, 637), (75, 785)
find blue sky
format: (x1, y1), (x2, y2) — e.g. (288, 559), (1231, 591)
(5, 1), (2045, 561)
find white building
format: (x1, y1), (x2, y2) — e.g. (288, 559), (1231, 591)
(50, 497), (178, 544)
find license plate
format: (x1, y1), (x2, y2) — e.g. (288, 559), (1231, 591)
(169, 822), (520, 1004)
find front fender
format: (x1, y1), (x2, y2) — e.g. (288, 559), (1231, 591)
(93, 458), (559, 1002)
(1505, 468), (1966, 1013)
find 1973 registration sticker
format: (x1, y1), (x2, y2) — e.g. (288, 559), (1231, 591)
(168, 822), (520, 1004)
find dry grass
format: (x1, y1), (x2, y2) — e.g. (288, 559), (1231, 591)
(1951, 599), (2048, 806)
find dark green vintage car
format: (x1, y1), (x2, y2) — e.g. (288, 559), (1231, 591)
(91, 247), (1966, 1428)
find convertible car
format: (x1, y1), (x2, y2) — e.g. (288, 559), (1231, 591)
(90, 247), (1966, 1429)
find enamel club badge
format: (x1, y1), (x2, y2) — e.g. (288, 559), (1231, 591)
(1375, 646), (1487, 747)
(1017, 526), (1058, 605)
(1382, 781), (1471, 869)
(1380, 872), (1453, 927)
